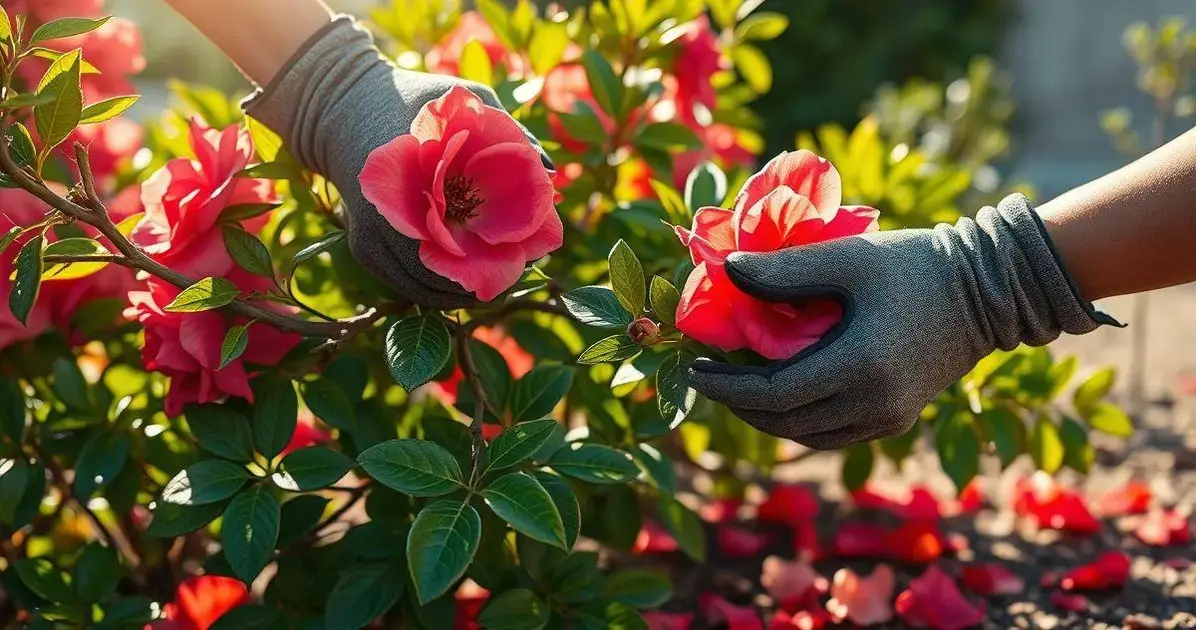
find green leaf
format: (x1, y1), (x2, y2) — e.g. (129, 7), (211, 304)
(245, 116), (284, 163)
(6, 123), (36, 171)
(484, 419), (560, 475)
(549, 443), (639, 484)
(648, 277), (680, 328)
(731, 43), (773, 93)
(34, 48), (83, 150)
(581, 49), (622, 117)
(1084, 402), (1133, 438)
(635, 122), (702, 152)
(980, 406), (1025, 469)
(325, 564), (405, 630)
(0, 458), (29, 524)
(384, 315), (451, 391)
(1060, 416), (1094, 474)
(75, 543), (120, 603)
(708, 0), (744, 28)
(478, 589), (550, 630)
(1047, 355), (1078, 400)
(684, 161), (727, 211)
(164, 277), (239, 313)
(219, 324), (250, 370)
(0, 380), (27, 442)
(578, 335), (641, 365)
(221, 486), (281, 583)
(407, 500), (482, 604)
(561, 286), (632, 329)
(251, 377), (298, 460)
(0, 8), (10, 44)
(577, 602), (648, 630)
(79, 95), (139, 125)
(0, 92), (55, 109)
(556, 110), (609, 144)
(272, 446), (355, 492)
(476, 0), (517, 49)
(222, 227), (274, 278)
(602, 570), (672, 609)
(100, 596), (157, 627)
(27, 48), (101, 75)
(632, 443), (676, 496)
(656, 354), (696, 429)
(219, 202), (283, 224)
(288, 231), (346, 275)
(459, 39), (494, 85)
(14, 558), (72, 602)
(357, 439), (464, 497)
(482, 472), (566, 549)
(1029, 415), (1064, 474)
(655, 497), (705, 562)
(841, 442), (874, 491)
(1074, 367), (1116, 411)
(276, 495), (329, 547)
(9, 235), (43, 325)
(735, 12), (789, 40)
(146, 501), (225, 538)
(528, 22), (569, 75)
(74, 430), (131, 499)
(533, 471), (579, 550)
(161, 459), (249, 506)
(41, 237), (110, 281)
(299, 378), (356, 432)
(934, 416), (980, 491)
(30, 16), (111, 45)
(186, 403), (254, 462)
(51, 356), (89, 409)
(509, 367), (573, 422)
(608, 240), (645, 317)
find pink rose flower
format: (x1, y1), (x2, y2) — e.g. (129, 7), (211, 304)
(674, 150), (879, 360)
(360, 86), (561, 302)
(426, 11), (525, 78)
(671, 16), (724, 125)
(133, 119), (277, 280)
(125, 279), (300, 418)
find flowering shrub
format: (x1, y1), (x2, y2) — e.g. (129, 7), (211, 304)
(0, 0), (1134, 627)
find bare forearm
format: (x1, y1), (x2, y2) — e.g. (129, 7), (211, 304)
(164, 0), (333, 86)
(1039, 126), (1196, 301)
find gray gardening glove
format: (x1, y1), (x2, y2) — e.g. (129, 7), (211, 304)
(243, 16), (552, 310)
(688, 194), (1121, 450)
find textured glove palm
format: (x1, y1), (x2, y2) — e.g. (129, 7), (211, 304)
(688, 195), (1119, 450)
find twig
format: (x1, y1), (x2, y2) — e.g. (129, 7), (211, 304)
(73, 144), (104, 212)
(464, 298), (569, 332)
(43, 253), (135, 268)
(456, 327), (490, 486)
(0, 130), (381, 343)
(310, 485), (367, 541)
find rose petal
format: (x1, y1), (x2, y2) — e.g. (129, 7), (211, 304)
(1096, 480), (1153, 517)
(464, 142), (556, 244)
(1050, 591), (1090, 614)
(961, 563), (1026, 596)
(700, 594), (763, 630)
(758, 484), (820, 528)
(761, 555), (822, 613)
(1060, 551), (1131, 591)
(361, 134), (433, 241)
(644, 611), (696, 630)
(633, 521), (678, 554)
(718, 525), (770, 558)
(735, 150), (843, 216)
(826, 565), (895, 626)
(895, 565), (986, 630)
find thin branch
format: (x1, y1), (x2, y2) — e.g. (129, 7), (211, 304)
(73, 143), (103, 212)
(464, 298), (569, 332)
(43, 253), (135, 268)
(456, 326), (490, 486)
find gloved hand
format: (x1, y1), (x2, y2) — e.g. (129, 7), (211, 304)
(243, 16), (552, 309)
(687, 194), (1120, 450)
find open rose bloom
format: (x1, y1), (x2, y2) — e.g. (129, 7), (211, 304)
(674, 150), (880, 360)
(360, 86), (562, 302)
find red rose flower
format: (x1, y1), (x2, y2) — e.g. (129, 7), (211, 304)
(675, 150), (879, 359)
(671, 16), (724, 126)
(124, 280), (300, 418)
(360, 86), (562, 301)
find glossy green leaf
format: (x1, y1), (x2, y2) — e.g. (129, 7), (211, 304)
(34, 48), (83, 150)
(731, 43), (773, 93)
(51, 356), (89, 409)
(735, 12), (790, 40)
(0, 380), (27, 442)
(40, 237), (110, 281)
(299, 378), (356, 432)
(581, 49), (622, 117)
(324, 563), (405, 630)
(0, 458), (29, 524)
(74, 430), (131, 499)
(1073, 366), (1116, 411)
(1084, 402), (1133, 438)
(482, 472), (566, 549)
(549, 443), (639, 484)
(9, 235), (43, 325)
(934, 415), (980, 491)
(161, 460), (249, 506)
(684, 161), (727, 211)
(601, 569), (672, 608)
(219, 324), (250, 371)
(578, 335), (641, 365)
(484, 419), (560, 475)
(357, 439), (464, 497)
(79, 95), (139, 124)
(656, 354), (696, 429)
(648, 276), (680, 328)
(186, 403), (254, 462)
(1060, 416), (1094, 474)
(164, 277), (239, 313)
(14, 558), (72, 602)
(384, 315), (451, 392)
(75, 543), (120, 603)
(222, 486), (281, 583)
(222, 227), (274, 278)
(251, 377), (298, 460)
(288, 231), (346, 275)
(459, 39), (493, 84)
(655, 497), (705, 562)
(219, 202), (283, 224)
(30, 16), (110, 45)
(533, 471), (580, 550)
(275, 495), (329, 547)
(272, 446), (354, 492)
(478, 589), (549, 630)
(146, 501), (225, 538)
(528, 22), (569, 75)
(981, 406), (1025, 469)
(509, 367), (573, 423)
(561, 286), (632, 329)
(1029, 415), (1064, 474)
(608, 240), (645, 317)
(407, 500), (482, 604)
(841, 441), (874, 491)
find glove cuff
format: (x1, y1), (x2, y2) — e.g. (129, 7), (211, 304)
(973, 193), (1122, 349)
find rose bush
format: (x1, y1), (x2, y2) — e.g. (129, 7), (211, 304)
(0, 0), (1136, 627)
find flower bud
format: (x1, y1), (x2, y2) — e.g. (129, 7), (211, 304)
(628, 317), (661, 346)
